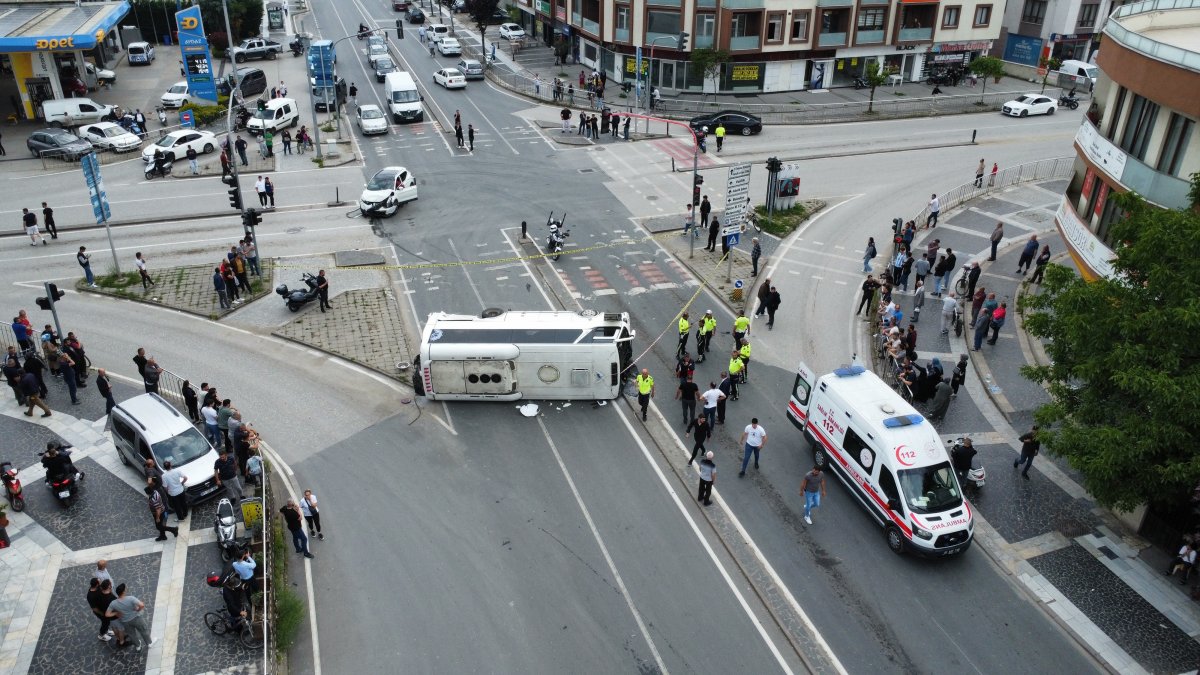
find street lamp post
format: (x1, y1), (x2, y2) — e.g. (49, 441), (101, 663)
(643, 35), (680, 134)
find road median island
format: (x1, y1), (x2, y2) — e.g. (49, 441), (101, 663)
(78, 261), (276, 319)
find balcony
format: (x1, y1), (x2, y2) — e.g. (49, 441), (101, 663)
(857, 29), (884, 43)
(1076, 119), (1193, 209)
(582, 17), (600, 35)
(615, 27), (629, 42)
(695, 33), (713, 48)
(723, 0), (765, 8)
(898, 27), (933, 41)
(1105, 0), (1200, 72)
(818, 0), (853, 6)
(696, 0), (716, 6)
(818, 31), (847, 47)
(730, 35), (760, 50)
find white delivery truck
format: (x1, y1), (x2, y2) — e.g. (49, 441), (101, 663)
(786, 361), (973, 556)
(383, 71), (423, 123)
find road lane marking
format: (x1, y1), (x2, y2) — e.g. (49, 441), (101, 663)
(535, 414), (669, 674)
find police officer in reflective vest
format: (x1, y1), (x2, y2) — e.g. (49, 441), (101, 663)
(733, 312), (750, 351)
(635, 369), (655, 422)
(727, 352), (744, 398)
(697, 310), (717, 362)
(677, 312), (690, 358)
(738, 339), (752, 382)
(715, 122), (726, 152)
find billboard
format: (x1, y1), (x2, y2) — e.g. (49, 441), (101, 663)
(176, 5), (217, 103)
(1003, 34), (1043, 66)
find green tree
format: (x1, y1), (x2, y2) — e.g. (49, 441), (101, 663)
(1038, 56), (1063, 93)
(1022, 193), (1200, 511)
(689, 48), (730, 97)
(968, 56), (1006, 96)
(862, 61), (891, 114)
(466, 0), (501, 61)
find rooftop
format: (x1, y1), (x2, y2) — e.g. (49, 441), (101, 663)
(1105, 0), (1200, 72)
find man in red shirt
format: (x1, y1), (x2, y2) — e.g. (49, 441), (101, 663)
(986, 301), (1007, 345)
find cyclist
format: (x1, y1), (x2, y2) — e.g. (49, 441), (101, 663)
(221, 576), (249, 632)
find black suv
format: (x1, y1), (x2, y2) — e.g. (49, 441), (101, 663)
(406, 7), (425, 23)
(217, 67), (268, 99)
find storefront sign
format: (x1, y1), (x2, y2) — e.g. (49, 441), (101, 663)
(731, 64), (760, 81)
(175, 6), (217, 103)
(556, 6), (566, 20)
(1002, 34), (1043, 66)
(0, 1), (128, 52)
(537, 0), (550, 15)
(1092, 183), (1109, 217)
(1082, 166), (1095, 197)
(1056, 197), (1116, 280)
(932, 41), (991, 52)
(1075, 119), (1127, 179)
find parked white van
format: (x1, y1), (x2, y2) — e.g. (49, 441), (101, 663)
(128, 41), (155, 65)
(109, 393), (223, 504)
(246, 97), (299, 135)
(41, 97), (117, 127)
(1058, 59), (1099, 88)
(786, 361), (973, 556)
(427, 23), (450, 44)
(383, 71), (423, 123)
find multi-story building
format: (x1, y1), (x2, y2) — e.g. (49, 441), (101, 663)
(1055, 0), (1199, 281)
(997, 0), (1112, 66)
(508, 0), (1001, 93)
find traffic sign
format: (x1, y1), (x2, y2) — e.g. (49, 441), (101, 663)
(726, 233), (740, 247)
(724, 163), (752, 226)
(179, 109), (194, 128)
(80, 153), (111, 224)
(720, 224), (742, 236)
(734, 279), (744, 289)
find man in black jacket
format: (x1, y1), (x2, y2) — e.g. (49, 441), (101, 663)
(685, 414), (711, 465)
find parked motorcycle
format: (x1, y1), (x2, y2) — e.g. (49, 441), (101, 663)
(275, 272), (321, 312)
(853, 76), (867, 90)
(214, 498), (250, 561)
(948, 437), (986, 489)
(290, 41), (304, 57)
(545, 213), (570, 262)
(156, 106), (168, 126)
(1058, 92), (1080, 110)
(1, 461), (25, 512)
(39, 442), (82, 507)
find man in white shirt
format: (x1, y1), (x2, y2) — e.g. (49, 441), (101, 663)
(699, 382), (725, 428)
(940, 292), (957, 335)
(739, 418), (767, 477)
(160, 460), (189, 521)
(926, 193), (941, 228)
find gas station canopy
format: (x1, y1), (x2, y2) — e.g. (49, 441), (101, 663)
(0, 1), (131, 53)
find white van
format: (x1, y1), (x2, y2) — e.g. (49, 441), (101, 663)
(41, 97), (117, 127)
(787, 362), (973, 556)
(1058, 59), (1098, 88)
(109, 393), (223, 504)
(427, 23), (450, 44)
(246, 97), (299, 135)
(128, 41), (155, 65)
(383, 71), (423, 123)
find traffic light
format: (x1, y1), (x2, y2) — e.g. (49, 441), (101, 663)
(397, 19), (404, 39)
(48, 283), (64, 302)
(36, 283), (65, 310)
(257, 98), (266, 112)
(766, 156), (783, 173)
(242, 208), (261, 237)
(677, 32), (689, 50)
(224, 175), (243, 210)
(692, 174), (703, 206)
(36, 297), (51, 310)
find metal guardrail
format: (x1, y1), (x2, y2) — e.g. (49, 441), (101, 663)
(905, 156), (1075, 229)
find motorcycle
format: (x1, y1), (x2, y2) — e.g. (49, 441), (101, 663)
(1, 460), (25, 512)
(948, 437), (986, 489)
(275, 272), (321, 312)
(1058, 92), (1080, 110)
(214, 498), (250, 562)
(233, 106), (252, 131)
(853, 76), (867, 90)
(290, 41), (304, 57)
(39, 442), (83, 507)
(545, 212), (569, 262)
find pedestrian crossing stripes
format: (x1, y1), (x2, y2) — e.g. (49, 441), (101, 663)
(651, 138), (722, 169)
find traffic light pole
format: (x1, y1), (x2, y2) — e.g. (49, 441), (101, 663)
(690, 140), (699, 259)
(43, 282), (64, 341)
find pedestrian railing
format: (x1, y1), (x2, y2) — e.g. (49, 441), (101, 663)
(153, 367), (190, 412)
(905, 156), (1075, 232)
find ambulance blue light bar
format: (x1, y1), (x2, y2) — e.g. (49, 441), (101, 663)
(883, 415), (924, 428)
(833, 365), (867, 377)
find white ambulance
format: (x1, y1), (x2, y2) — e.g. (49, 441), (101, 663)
(786, 361), (973, 556)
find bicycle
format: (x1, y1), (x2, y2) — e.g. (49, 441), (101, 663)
(204, 607), (260, 648)
(953, 263), (970, 296)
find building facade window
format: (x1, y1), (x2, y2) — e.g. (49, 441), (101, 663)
(1021, 0), (1046, 24)
(615, 5), (630, 41)
(766, 12), (785, 42)
(791, 11), (810, 42)
(646, 9), (682, 42)
(1107, 86), (1128, 140)
(732, 12), (761, 38)
(973, 4), (992, 26)
(1118, 93), (1160, 161)
(942, 6), (960, 27)
(695, 12), (715, 48)
(859, 7), (886, 30)
(1156, 113), (1195, 177)
(1077, 3), (1099, 28)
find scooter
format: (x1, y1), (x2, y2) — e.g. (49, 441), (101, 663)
(853, 76), (867, 90)
(214, 498), (250, 562)
(156, 106), (167, 126)
(38, 443), (82, 507)
(275, 272), (321, 312)
(948, 437), (986, 489)
(1, 461), (25, 512)
(545, 212), (569, 262)
(144, 156), (173, 180)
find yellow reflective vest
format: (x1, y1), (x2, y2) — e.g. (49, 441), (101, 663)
(728, 357), (744, 375)
(734, 316), (750, 333)
(700, 317), (716, 335)
(636, 374), (654, 394)
(739, 343), (752, 361)
(678, 317), (690, 335)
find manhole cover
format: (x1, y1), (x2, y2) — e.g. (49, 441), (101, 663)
(578, 168), (595, 174)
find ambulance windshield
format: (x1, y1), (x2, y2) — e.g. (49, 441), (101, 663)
(897, 462), (963, 514)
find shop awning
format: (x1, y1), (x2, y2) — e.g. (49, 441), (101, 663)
(0, 1), (130, 52)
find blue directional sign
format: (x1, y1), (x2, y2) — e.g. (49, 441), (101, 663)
(733, 279), (744, 289)
(80, 152), (112, 224)
(726, 233), (740, 248)
(176, 5), (218, 103)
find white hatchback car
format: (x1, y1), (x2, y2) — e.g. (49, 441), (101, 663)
(1001, 94), (1056, 117)
(77, 121), (142, 152)
(498, 23), (525, 40)
(161, 81), (191, 108)
(142, 129), (217, 163)
(357, 104), (389, 135)
(359, 166), (418, 217)
(437, 37), (462, 56)
(433, 68), (467, 89)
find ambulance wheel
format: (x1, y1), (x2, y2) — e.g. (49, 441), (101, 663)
(481, 307), (503, 318)
(885, 525), (906, 555)
(811, 441), (828, 470)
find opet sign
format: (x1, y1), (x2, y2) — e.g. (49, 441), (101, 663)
(35, 37), (76, 50)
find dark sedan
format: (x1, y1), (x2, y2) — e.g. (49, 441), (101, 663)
(27, 128), (94, 160)
(374, 56), (398, 82)
(688, 111), (763, 136)
(407, 7), (425, 23)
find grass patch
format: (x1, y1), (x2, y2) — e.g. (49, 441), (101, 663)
(270, 517), (306, 653)
(752, 203), (812, 237)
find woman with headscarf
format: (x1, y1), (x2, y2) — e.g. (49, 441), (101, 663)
(920, 357), (943, 401)
(928, 377), (953, 422)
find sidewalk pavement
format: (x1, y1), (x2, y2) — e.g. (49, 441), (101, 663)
(877, 177), (1200, 674)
